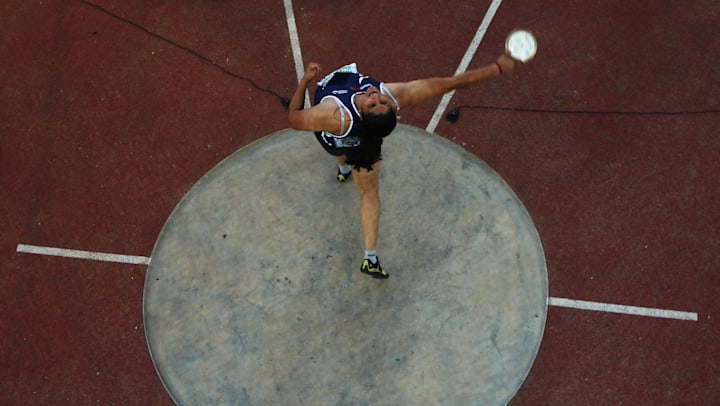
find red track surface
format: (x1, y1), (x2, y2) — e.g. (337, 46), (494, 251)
(3, 1), (719, 404)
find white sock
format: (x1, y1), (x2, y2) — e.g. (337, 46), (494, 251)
(364, 250), (377, 263)
(338, 164), (352, 175)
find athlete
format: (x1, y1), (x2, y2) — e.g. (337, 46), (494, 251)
(288, 53), (521, 279)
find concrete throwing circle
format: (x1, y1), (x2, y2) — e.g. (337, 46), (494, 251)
(144, 125), (548, 405)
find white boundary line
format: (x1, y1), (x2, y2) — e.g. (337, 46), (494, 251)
(16, 244), (150, 266)
(283, 0), (310, 108)
(548, 297), (698, 322)
(16, 244), (698, 322)
(426, 0), (503, 133)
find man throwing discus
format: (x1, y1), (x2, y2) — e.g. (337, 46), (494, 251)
(288, 51), (524, 279)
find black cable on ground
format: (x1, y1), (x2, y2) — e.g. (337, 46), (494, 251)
(81, 1), (718, 118)
(445, 105), (720, 122)
(80, 0), (291, 108)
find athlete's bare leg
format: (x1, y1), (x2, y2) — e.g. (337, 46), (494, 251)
(351, 162), (381, 251)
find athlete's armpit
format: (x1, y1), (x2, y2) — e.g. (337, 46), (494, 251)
(289, 99), (348, 135)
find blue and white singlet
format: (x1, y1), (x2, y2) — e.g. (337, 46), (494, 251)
(313, 63), (400, 152)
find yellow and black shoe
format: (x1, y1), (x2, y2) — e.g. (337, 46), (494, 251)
(360, 258), (389, 279)
(337, 168), (352, 182)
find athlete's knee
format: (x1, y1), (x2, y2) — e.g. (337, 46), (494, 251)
(359, 185), (379, 197)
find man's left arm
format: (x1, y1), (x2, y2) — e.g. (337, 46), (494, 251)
(288, 62), (324, 131)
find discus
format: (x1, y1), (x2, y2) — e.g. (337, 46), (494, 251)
(505, 29), (537, 62)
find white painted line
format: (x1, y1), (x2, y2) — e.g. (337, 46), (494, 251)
(548, 296), (698, 322)
(16, 244), (151, 266)
(283, 0), (310, 108)
(14, 244), (700, 322)
(426, 0), (503, 133)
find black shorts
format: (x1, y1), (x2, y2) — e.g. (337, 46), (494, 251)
(313, 131), (382, 170)
(313, 131), (349, 157)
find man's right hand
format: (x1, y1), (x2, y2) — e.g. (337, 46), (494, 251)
(496, 53), (521, 75)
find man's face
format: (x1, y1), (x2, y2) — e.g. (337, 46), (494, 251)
(358, 86), (394, 115)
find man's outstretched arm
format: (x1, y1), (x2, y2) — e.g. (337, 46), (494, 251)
(385, 54), (519, 109)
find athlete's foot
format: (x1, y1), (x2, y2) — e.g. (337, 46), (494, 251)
(337, 168), (352, 182)
(360, 257), (389, 279)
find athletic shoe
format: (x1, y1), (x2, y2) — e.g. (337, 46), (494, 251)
(360, 258), (389, 279)
(337, 168), (352, 182)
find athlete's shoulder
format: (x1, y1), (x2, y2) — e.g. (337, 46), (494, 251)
(288, 98), (341, 132)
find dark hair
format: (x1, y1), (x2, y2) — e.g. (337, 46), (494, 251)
(363, 108), (397, 138)
(345, 108), (397, 171)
